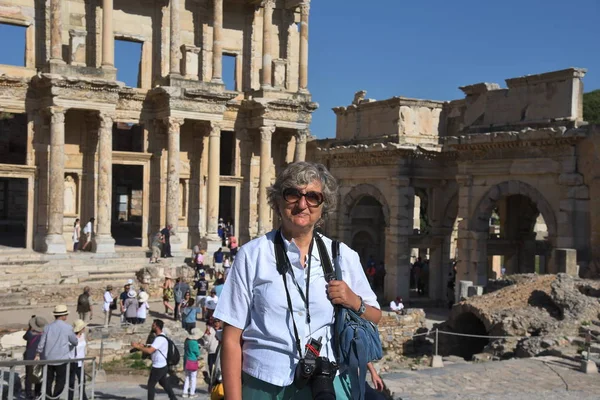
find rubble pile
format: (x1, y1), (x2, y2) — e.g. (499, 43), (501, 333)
(436, 273), (600, 360)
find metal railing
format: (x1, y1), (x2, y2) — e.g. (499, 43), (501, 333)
(0, 357), (96, 400)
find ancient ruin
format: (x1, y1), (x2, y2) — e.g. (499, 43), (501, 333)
(312, 67), (600, 303)
(0, 0), (314, 256)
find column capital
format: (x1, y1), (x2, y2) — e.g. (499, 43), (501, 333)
(300, 1), (310, 15)
(260, 125), (276, 142)
(262, 0), (276, 8)
(98, 111), (115, 128)
(48, 107), (66, 124)
(209, 122), (222, 137)
(295, 129), (309, 143)
(165, 117), (184, 132)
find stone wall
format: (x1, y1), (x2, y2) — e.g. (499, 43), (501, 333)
(379, 309), (427, 356)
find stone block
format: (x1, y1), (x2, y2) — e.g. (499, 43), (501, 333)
(552, 248), (578, 276)
(467, 285), (484, 297)
(430, 355), (444, 368)
(273, 59), (286, 89)
(567, 186), (590, 199)
(458, 280), (473, 302)
(581, 359), (598, 374)
(559, 173), (584, 186)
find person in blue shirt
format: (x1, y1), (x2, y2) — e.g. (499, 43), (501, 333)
(213, 248), (225, 277)
(181, 296), (199, 334)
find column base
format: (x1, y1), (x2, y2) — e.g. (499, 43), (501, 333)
(100, 65), (118, 80)
(202, 235), (223, 255)
(93, 235), (116, 254)
(44, 234), (67, 254)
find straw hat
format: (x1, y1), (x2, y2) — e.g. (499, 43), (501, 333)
(188, 328), (202, 340)
(72, 319), (87, 333)
(138, 292), (149, 302)
(28, 316), (48, 333)
(127, 290), (137, 298)
(52, 304), (69, 317)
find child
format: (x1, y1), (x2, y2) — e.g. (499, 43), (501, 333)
(137, 292), (150, 324)
(223, 256), (231, 281)
(183, 328), (202, 398)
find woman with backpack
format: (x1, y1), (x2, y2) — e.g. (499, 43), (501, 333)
(214, 162), (381, 399)
(182, 328), (202, 398)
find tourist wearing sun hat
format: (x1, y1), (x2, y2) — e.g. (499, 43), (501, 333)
(36, 305), (78, 399)
(182, 328), (202, 398)
(124, 289), (139, 324)
(23, 316), (48, 398)
(137, 291), (150, 324)
(68, 319), (89, 400)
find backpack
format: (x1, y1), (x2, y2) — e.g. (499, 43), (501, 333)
(175, 285), (184, 303)
(158, 334), (181, 367)
(314, 235), (383, 400)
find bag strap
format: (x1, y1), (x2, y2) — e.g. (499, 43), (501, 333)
(314, 233), (336, 283)
(274, 232), (304, 360)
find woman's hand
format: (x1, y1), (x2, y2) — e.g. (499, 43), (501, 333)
(371, 372), (384, 391)
(327, 280), (360, 311)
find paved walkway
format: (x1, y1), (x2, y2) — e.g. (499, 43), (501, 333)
(87, 356), (600, 400)
(384, 356), (600, 400)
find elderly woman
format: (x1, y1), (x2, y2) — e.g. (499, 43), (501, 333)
(214, 161), (381, 399)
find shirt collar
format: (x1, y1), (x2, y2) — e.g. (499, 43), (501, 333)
(278, 231), (320, 262)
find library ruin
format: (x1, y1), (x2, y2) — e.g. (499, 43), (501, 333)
(0, 0), (599, 304)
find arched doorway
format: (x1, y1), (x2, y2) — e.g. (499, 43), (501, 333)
(467, 181), (557, 285)
(349, 196), (385, 268)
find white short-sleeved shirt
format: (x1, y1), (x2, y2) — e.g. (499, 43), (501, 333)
(213, 230), (379, 387)
(103, 291), (113, 312)
(150, 335), (169, 368)
(137, 302), (149, 319)
(205, 295), (219, 310)
(390, 301), (404, 312)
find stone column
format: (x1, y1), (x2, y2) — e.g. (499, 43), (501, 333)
(170, 0), (181, 75)
(45, 107), (67, 253)
(50, 0), (63, 62)
(211, 0), (223, 83)
(166, 117), (183, 250)
(257, 125), (275, 236)
(298, 1), (310, 92)
(101, 0), (114, 67)
(261, 0), (275, 88)
(93, 112), (116, 253)
(293, 129), (308, 162)
(206, 123), (221, 240)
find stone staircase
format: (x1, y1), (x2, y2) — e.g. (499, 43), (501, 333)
(0, 249), (191, 310)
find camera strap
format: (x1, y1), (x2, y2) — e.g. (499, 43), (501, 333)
(274, 231), (309, 359)
(275, 230), (340, 361)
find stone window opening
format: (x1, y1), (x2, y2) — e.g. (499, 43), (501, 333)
(112, 164), (144, 247)
(219, 130), (235, 176)
(113, 122), (144, 152)
(115, 38), (143, 88)
(219, 186), (235, 229)
(0, 22), (27, 67)
(0, 112), (27, 165)
(222, 53), (238, 91)
(0, 177), (27, 249)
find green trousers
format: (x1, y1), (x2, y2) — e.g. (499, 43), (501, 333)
(241, 372), (352, 399)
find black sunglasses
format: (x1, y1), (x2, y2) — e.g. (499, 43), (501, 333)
(282, 188), (324, 207)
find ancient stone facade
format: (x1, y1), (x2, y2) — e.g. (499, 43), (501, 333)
(0, 0), (315, 253)
(312, 67), (600, 303)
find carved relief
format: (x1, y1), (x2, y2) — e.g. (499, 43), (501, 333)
(260, 125), (276, 142)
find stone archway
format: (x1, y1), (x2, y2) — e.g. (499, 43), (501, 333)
(465, 181), (558, 284)
(469, 181), (557, 238)
(343, 184), (390, 228)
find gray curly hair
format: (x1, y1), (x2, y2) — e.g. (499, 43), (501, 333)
(267, 162), (339, 222)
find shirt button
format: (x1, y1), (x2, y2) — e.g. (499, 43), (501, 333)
(298, 312), (304, 316)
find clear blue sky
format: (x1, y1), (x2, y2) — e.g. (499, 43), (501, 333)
(1, 1), (598, 139)
(310, 0), (600, 138)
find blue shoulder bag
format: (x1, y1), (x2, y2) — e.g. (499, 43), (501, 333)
(314, 235), (383, 400)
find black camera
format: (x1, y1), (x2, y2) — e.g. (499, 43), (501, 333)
(294, 337), (338, 400)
